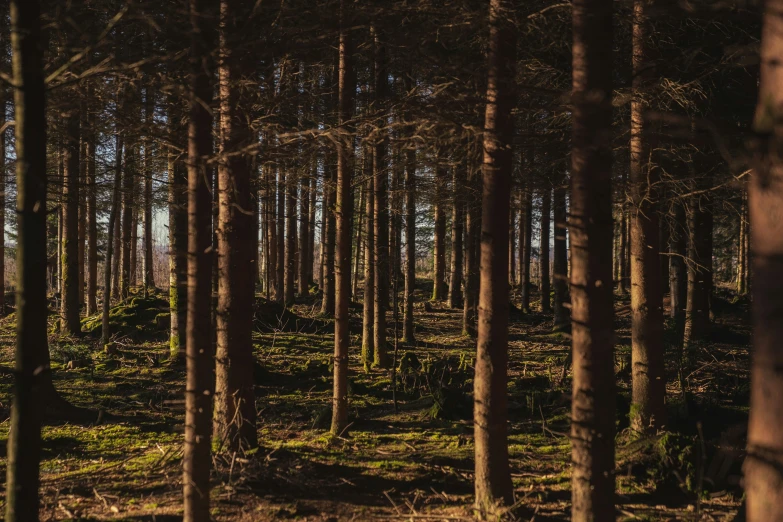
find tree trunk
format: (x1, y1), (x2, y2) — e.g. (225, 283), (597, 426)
(61, 109), (81, 335)
(659, 209), (670, 293)
(6, 2), (47, 517)
(214, 0), (257, 450)
(103, 132), (123, 347)
(111, 203), (120, 299)
(0, 79), (5, 315)
(521, 187), (532, 312)
(683, 191), (710, 348)
(403, 133), (416, 343)
(474, 0), (516, 514)
(86, 93), (98, 315)
(183, 1), (215, 518)
(276, 168), (286, 303)
(448, 165), (464, 309)
(120, 138), (135, 299)
(284, 169), (296, 305)
(168, 102), (187, 360)
(143, 89), (155, 292)
(362, 174), (375, 370)
(352, 180), (364, 300)
(570, 0), (616, 518)
(331, 7), (354, 434)
(540, 186), (551, 313)
(669, 200), (687, 325)
(78, 113), (86, 309)
(373, 27), (389, 368)
(299, 173), (310, 298)
(432, 155), (447, 301)
(552, 180), (570, 330)
(508, 202), (516, 287)
(462, 169), (480, 337)
(266, 165), (277, 300)
(320, 158), (336, 315)
(619, 187), (629, 293)
(746, 4), (783, 516)
(308, 169), (317, 285)
(629, 0), (665, 435)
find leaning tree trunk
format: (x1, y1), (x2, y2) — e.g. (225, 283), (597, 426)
(183, 1), (215, 518)
(629, 0), (665, 435)
(61, 110), (81, 335)
(473, 0), (516, 514)
(570, 0), (616, 519)
(745, 3), (783, 517)
(6, 2), (47, 518)
(448, 165), (464, 310)
(331, 8), (354, 434)
(539, 185), (551, 313)
(214, 0), (257, 451)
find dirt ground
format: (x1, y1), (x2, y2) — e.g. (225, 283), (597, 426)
(0, 282), (749, 521)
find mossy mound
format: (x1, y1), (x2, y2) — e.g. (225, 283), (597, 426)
(254, 297), (331, 334)
(81, 291), (170, 342)
(617, 431), (700, 496)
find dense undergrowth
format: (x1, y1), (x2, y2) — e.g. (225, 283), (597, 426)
(0, 282), (748, 521)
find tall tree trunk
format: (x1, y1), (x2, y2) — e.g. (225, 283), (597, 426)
(352, 181), (364, 300)
(214, 0), (257, 450)
(552, 179), (570, 330)
(462, 169), (479, 337)
(738, 190), (746, 294)
(331, 7), (354, 434)
(432, 155), (447, 301)
(448, 166), (464, 309)
(619, 184), (629, 293)
(508, 202), (516, 287)
(85, 92), (98, 315)
(683, 191), (710, 348)
(111, 203), (120, 299)
(391, 152), (403, 296)
(320, 158), (335, 315)
(120, 137), (135, 299)
(143, 89), (155, 292)
(308, 168), (317, 285)
(0, 78), (5, 315)
(168, 102), (188, 360)
(629, 0), (665, 435)
(78, 113), (86, 309)
(520, 187), (532, 312)
(474, 0), (516, 513)
(266, 165), (277, 300)
(276, 168), (286, 303)
(299, 173), (310, 298)
(659, 209), (670, 293)
(183, 1), (215, 518)
(403, 135), (416, 343)
(6, 2), (47, 517)
(103, 132), (123, 347)
(373, 27), (389, 368)
(746, 4), (783, 516)
(284, 169), (296, 305)
(569, 0), (616, 519)
(61, 110), (81, 335)
(362, 175), (375, 370)
(540, 186), (551, 313)
(669, 200), (687, 325)
(130, 206), (138, 287)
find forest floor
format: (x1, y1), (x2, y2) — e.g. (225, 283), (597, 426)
(0, 280), (750, 521)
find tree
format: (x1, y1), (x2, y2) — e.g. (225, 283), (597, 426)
(539, 186), (551, 313)
(5, 1), (47, 518)
(473, 0), (516, 514)
(432, 154), (446, 301)
(629, 0), (665, 435)
(331, 3), (354, 434)
(183, 1), (215, 519)
(214, 0), (257, 451)
(520, 185), (532, 312)
(362, 174), (375, 369)
(569, 0), (616, 518)
(745, 1), (783, 518)
(85, 88), (98, 315)
(168, 100), (188, 360)
(60, 109), (81, 335)
(552, 175), (570, 330)
(403, 108), (416, 343)
(142, 88), (155, 293)
(448, 165), (464, 309)
(284, 168), (296, 305)
(463, 168), (480, 337)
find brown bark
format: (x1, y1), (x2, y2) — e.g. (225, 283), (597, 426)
(102, 132), (123, 347)
(540, 186), (551, 313)
(552, 180), (570, 330)
(570, 0), (616, 518)
(266, 165), (277, 300)
(619, 186), (629, 292)
(6, 2), (47, 517)
(183, 1), (215, 518)
(432, 154), (447, 301)
(352, 180), (364, 300)
(0, 79), (4, 314)
(403, 136), (416, 343)
(669, 200), (687, 325)
(308, 169), (317, 285)
(373, 27), (389, 368)
(331, 6), (354, 434)
(299, 173), (310, 298)
(214, 0), (257, 450)
(448, 166), (464, 310)
(120, 136), (135, 299)
(629, 0), (665, 435)
(362, 174), (375, 370)
(520, 187), (532, 312)
(474, 0), (516, 513)
(85, 93), (98, 315)
(78, 112), (86, 309)
(143, 89), (155, 292)
(284, 169), (296, 305)
(168, 102), (188, 360)
(746, 4), (783, 516)
(462, 169), (479, 337)
(683, 190), (711, 348)
(276, 167), (286, 303)
(320, 158), (336, 315)
(61, 109), (81, 335)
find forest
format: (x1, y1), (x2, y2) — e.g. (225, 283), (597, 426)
(0, 0), (778, 520)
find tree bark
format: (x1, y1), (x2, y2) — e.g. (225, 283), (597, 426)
(540, 186), (551, 313)
(299, 172), (310, 298)
(266, 164), (277, 300)
(448, 165), (464, 309)
(569, 0), (616, 519)
(276, 167), (286, 303)
(683, 189), (711, 348)
(120, 137), (135, 299)
(168, 101), (188, 360)
(403, 131), (416, 343)
(6, 2), (47, 517)
(352, 179), (364, 300)
(746, 3), (783, 516)
(320, 158), (335, 315)
(284, 168), (296, 305)
(85, 92), (98, 315)
(183, 1), (215, 518)
(432, 154), (447, 301)
(0, 79), (5, 315)
(462, 169), (480, 337)
(474, 0), (516, 514)
(214, 0), (257, 451)
(143, 89), (155, 292)
(552, 179), (570, 330)
(362, 174), (375, 370)
(61, 109), (81, 335)
(331, 6), (354, 434)
(669, 200), (687, 325)
(520, 187), (532, 312)
(373, 27), (389, 368)
(629, 0), (665, 435)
